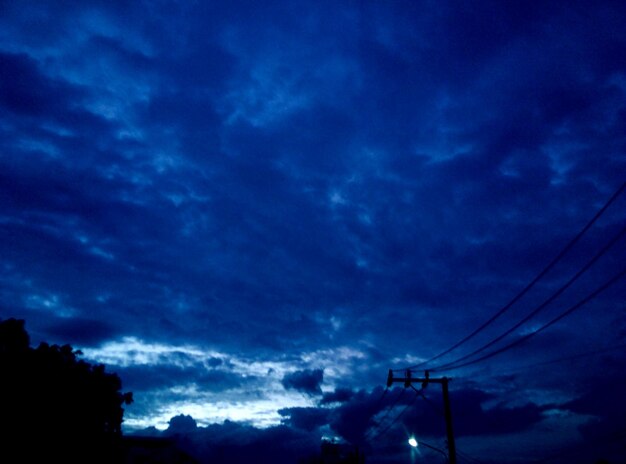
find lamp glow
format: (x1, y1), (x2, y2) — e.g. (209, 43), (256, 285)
(408, 437), (418, 448)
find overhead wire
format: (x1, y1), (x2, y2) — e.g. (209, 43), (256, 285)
(367, 388), (421, 442)
(363, 387), (405, 441)
(368, 385), (452, 455)
(400, 181), (625, 371)
(431, 223), (626, 371)
(412, 385), (445, 417)
(366, 387), (489, 464)
(372, 386), (389, 411)
(456, 448), (488, 464)
(430, 265), (626, 372)
(415, 439), (449, 462)
(485, 340), (626, 375)
(361, 386), (391, 441)
(379, 183), (626, 460)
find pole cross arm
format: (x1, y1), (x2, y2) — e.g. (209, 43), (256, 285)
(385, 369), (457, 464)
(386, 369), (450, 388)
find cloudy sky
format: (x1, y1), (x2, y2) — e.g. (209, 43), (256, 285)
(1, 0), (625, 462)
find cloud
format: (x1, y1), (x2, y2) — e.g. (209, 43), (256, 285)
(1, 2), (626, 460)
(328, 387), (386, 444)
(0, 52), (82, 117)
(320, 387), (355, 405)
(313, 385), (548, 445)
(423, 389), (546, 437)
(43, 317), (120, 346)
(138, 418), (321, 464)
(278, 407), (329, 432)
(561, 376), (626, 444)
(166, 414), (198, 435)
(114, 364), (245, 394)
(281, 369), (324, 397)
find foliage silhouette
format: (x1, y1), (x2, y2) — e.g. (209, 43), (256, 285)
(0, 318), (132, 463)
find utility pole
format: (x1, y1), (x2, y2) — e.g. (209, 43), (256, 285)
(387, 370), (457, 464)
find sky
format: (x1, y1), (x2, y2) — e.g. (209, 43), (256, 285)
(1, 0), (625, 462)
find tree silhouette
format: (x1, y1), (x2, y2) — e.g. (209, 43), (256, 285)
(0, 318), (132, 463)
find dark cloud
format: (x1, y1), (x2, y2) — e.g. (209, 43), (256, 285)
(0, 52), (81, 117)
(402, 388), (546, 437)
(166, 414), (198, 435)
(328, 388), (386, 445)
(43, 317), (120, 346)
(1, 1), (626, 461)
(115, 364), (245, 394)
(0, 52), (113, 143)
(278, 407), (329, 432)
(562, 376), (626, 435)
(292, 384), (550, 447)
(281, 369), (324, 397)
(320, 387), (355, 405)
(140, 418), (321, 464)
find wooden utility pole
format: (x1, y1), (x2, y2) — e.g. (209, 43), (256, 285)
(387, 370), (457, 464)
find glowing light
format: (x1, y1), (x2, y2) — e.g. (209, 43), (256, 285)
(408, 437), (418, 448)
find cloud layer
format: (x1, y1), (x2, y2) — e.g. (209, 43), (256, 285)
(1, 1), (626, 462)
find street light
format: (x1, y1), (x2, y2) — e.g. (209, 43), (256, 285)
(408, 437), (448, 462)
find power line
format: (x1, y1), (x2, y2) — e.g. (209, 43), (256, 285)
(487, 340), (626, 375)
(411, 385), (446, 418)
(456, 448), (487, 464)
(401, 181), (625, 371)
(366, 385), (442, 444)
(363, 387), (405, 441)
(368, 389), (420, 442)
(372, 386), (389, 412)
(416, 439), (449, 462)
(361, 386), (391, 441)
(431, 266), (626, 372)
(432, 223), (626, 371)
(387, 373), (458, 463)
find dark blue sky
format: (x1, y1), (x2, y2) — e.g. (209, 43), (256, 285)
(1, 1), (626, 462)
